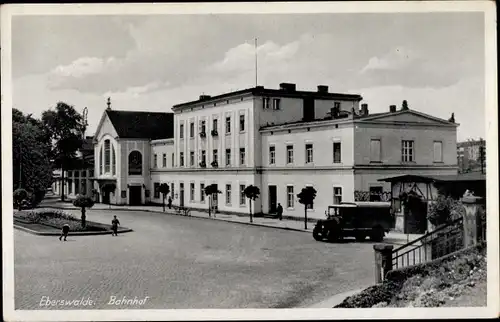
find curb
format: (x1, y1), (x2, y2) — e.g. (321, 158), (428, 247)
(14, 224), (134, 236)
(38, 205), (312, 234)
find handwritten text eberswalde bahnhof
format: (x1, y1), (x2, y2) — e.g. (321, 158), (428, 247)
(39, 296), (150, 307)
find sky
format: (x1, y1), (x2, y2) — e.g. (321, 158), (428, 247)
(11, 12), (485, 141)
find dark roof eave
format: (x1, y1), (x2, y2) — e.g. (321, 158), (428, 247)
(172, 87), (363, 109)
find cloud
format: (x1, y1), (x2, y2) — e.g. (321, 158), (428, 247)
(351, 77), (485, 141)
(360, 46), (418, 73)
(207, 39), (301, 74)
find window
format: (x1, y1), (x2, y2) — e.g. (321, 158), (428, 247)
(99, 146), (103, 174)
(333, 187), (342, 204)
(128, 151), (143, 175)
(172, 153), (175, 167)
(74, 170), (80, 177)
(68, 179), (73, 194)
(269, 146), (276, 165)
(239, 114), (245, 132)
(263, 97), (271, 109)
(171, 183), (174, 198)
(68, 171), (73, 177)
(273, 98), (281, 110)
(180, 152), (184, 167)
(286, 145), (294, 164)
(112, 147), (116, 175)
(190, 151), (195, 166)
(104, 140), (111, 173)
(200, 183), (205, 202)
(240, 185), (246, 205)
(74, 178), (80, 195)
(370, 186), (383, 202)
(213, 118), (218, 131)
(239, 148), (245, 166)
(89, 169), (94, 177)
(334, 102), (341, 110)
(225, 117), (231, 134)
(190, 183), (195, 201)
(201, 150), (206, 164)
(200, 120), (206, 134)
(433, 141), (443, 162)
(225, 149), (231, 166)
(226, 184), (232, 205)
(370, 139), (381, 162)
(333, 142), (341, 163)
(162, 153), (167, 167)
(190, 122), (195, 138)
(287, 186), (294, 208)
(179, 124), (184, 139)
(213, 149), (218, 163)
(305, 144), (313, 163)
(154, 153), (158, 168)
(154, 182), (160, 198)
(402, 140), (415, 162)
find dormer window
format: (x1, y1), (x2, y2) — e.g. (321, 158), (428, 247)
(263, 97), (270, 109)
(273, 98), (281, 110)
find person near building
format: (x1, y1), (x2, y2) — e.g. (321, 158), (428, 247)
(277, 203), (283, 221)
(59, 224), (70, 241)
(111, 215), (120, 236)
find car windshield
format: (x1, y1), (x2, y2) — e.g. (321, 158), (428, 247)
(327, 207), (340, 216)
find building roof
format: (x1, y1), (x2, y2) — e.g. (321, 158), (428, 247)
(106, 110), (174, 140)
(172, 86), (363, 109)
(378, 172), (486, 183)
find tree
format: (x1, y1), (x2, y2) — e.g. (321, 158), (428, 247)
(42, 102), (85, 202)
(204, 184), (221, 218)
(101, 183), (116, 208)
(73, 195), (95, 228)
(401, 100), (409, 111)
(13, 109), (53, 206)
(297, 186), (317, 229)
(13, 188), (28, 210)
(158, 183), (170, 212)
(243, 185), (260, 223)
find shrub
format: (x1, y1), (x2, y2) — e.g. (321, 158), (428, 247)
(13, 188), (28, 210)
(428, 195), (460, 227)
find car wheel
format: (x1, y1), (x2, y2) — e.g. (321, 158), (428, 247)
(370, 226), (384, 242)
(313, 228), (323, 241)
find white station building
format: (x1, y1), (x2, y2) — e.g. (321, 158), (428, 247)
(90, 83), (459, 221)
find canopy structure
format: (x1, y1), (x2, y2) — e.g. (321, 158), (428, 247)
(378, 172), (486, 200)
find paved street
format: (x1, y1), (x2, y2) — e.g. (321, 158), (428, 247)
(15, 208), (378, 309)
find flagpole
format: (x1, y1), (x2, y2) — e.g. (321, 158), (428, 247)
(255, 38), (258, 87)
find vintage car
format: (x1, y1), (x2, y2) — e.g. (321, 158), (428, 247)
(313, 202), (394, 242)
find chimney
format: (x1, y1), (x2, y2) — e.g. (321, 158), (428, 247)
(389, 105), (397, 113)
(199, 95), (211, 100)
(279, 83), (296, 92)
(317, 85), (329, 93)
(361, 103), (369, 116)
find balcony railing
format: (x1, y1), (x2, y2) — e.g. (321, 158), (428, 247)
(199, 131), (207, 138)
(211, 130), (218, 137)
(199, 161), (207, 168)
(211, 161), (218, 168)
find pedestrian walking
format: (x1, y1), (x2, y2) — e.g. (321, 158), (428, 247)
(168, 197), (172, 209)
(277, 203), (283, 221)
(111, 215), (120, 236)
(59, 224), (70, 241)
